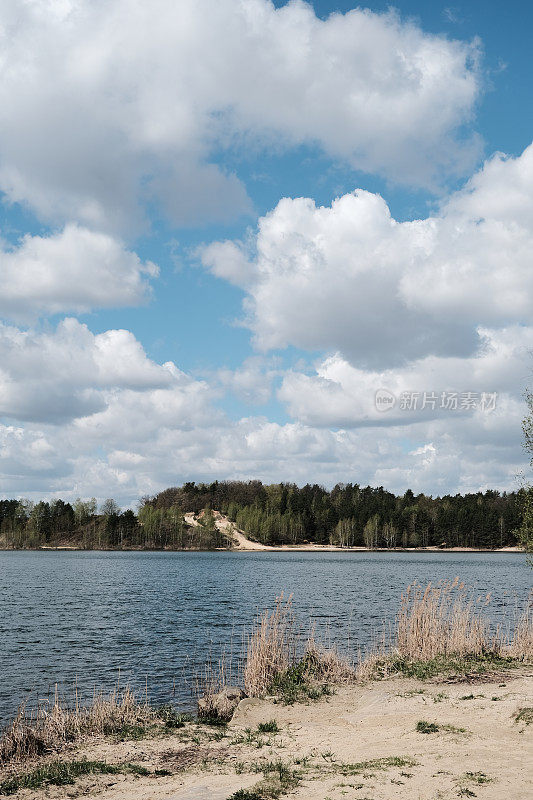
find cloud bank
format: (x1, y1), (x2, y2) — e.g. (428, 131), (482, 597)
(0, 3), (529, 505)
(202, 144), (533, 368)
(0, 0), (481, 232)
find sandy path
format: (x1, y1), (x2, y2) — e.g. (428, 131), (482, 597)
(15, 671), (531, 800)
(184, 511), (273, 549)
(214, 515), (273, 550)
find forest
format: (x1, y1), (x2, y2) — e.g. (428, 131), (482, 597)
(0, 480), (525, 550)
(0, 497), (224, 550)
(151, 481), (523, 549)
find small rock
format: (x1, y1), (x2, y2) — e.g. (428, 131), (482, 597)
(198, 686), (246, 721)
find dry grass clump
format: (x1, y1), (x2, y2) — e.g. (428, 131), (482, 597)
(507, 602), (533, 660)
(195, 667), (227, 722)
(0, 687), (154, 767)
(243, 594), (297, 698)
(355, 635), (392, 682)
(396, 579), (533, 662)
(197, 594), (355, 714)
(356, 579), (533, 679)
(396, 579), (498, 660)
(304, 636), (355, 685)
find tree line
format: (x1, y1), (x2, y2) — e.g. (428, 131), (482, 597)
(150, 481), (523, 549)
(0, 497), (224, 550)
(0, 481), (525, 550)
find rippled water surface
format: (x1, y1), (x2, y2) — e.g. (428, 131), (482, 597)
(0, 550), (530, 722)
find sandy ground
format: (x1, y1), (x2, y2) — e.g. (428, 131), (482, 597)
(9, 669), (532, 800)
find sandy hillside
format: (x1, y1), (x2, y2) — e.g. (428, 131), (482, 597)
(8, 670), (532, 800)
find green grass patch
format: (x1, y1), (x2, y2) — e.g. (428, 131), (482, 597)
(514, 707), (533, 725)
(197, 715), (228, 727)
(108, 707), (195, 740)
(231, 721), (280, 748)
(417, 720), (440, 733)
(462, 772), (492, 784)
(416, 720), (467, 735)
(231, 728), (270, 749)
(268, 657), (333, 705)
(156, 705), (193, 729)
(0, 759), (157, 795)
(257, 720), (279, 734)
(383, 653), (520, 680)
(337, 756), (418, 775)
(228, 760), (299, 800)
(110, 723), (148, 739)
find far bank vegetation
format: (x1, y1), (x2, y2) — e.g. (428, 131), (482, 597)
(0, 480), (524, 550)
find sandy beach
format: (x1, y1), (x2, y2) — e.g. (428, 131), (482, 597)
(7, 669), (531, 800)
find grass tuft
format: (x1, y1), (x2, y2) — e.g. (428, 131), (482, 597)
(243, 595), (297, 698)
(0, 687), (157, 766)
(358, 580), (532, 681)
(416, 720), (467, 735)
(338, 755), (417, 775)
(416, 721), (440, 734)
(257, 720), (279, 734)
(228, 760), (300, 800)
(514, 707), (533, 725)
(462, 772), (492, 784)
(0, 759), (155, 795)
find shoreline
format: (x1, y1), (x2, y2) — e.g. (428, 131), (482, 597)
(1, 512), (524, 555)
(2, 670), (531, 799)
(1, 581), (531, 798)
(0, 544), (523, 553)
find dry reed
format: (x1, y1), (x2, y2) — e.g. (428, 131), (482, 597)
(356, 579), (533, 677)
(396, 578), (497, 660)
(507, 601), (533, 660)
(304, 634), (355, 685)
(243, 593), (297, 697)
(0, 687), (153, 767)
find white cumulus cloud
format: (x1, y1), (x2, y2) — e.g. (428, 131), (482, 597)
(0, 0), (482, 232)
(278, 327), (533, 428)
(0, 318), (205, 423)
(202, 143), (533, 368)
(0, 224), (158, 320)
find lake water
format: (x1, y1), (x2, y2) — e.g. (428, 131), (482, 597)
(0, 550), (531, 723)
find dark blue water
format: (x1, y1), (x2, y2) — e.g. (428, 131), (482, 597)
(0, 550), (530, 722)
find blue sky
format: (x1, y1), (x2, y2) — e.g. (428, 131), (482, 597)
(0, 0), (531, 504)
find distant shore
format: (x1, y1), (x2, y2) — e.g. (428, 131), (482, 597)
(0, 512), (523, 553)
(0, 544), (522, 553)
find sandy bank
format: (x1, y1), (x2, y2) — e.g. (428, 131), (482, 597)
(9, 669), (531, 800)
